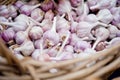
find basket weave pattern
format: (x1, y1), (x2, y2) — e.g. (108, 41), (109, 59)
(0, 39), (120, 80)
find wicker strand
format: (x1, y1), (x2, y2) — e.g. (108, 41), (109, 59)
(27, 65), (39, 80)
(0, 39), (25, 73)
(36, 45), (120, 73)
(47, 56), (114, 80)
(86, 57), (120, 79)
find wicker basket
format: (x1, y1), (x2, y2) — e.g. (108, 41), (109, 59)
(0, 38), (120, 80)
(0, 0), (120, 80)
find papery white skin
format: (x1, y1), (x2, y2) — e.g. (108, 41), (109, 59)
(87, 0), (98, 8)
(0, 6), (9, 18)
(108, 24), (119, 39)
(57, 0), (73, 21)
(8, 5), (17, 18)
(15, 20), (32, 45)
(34, 38), (43, 49)
(70, 33), (81, 46)
(84, 14), (98, 23)
(110, 7), (120, 29)
(0, 14), (29, 32)
(56, 32), (70, 57)
(31, 8), (44, 22)
(92, 27), (110, 49)
(74, 40), (91, 53)
(29, 26), (43, 40)
(14, 1), (25, 8)
(0, 5), (7, 10)
(47, 43), (60, 57)
(56, 15), (70, 31)
(76, 2), (89, 21)
(43, 17), (59, 48)
(58, 29), (71, 43)
(90, 0), (117, 10)
(64, 45), (74, 53)
(32, 43), (50, 61)
(76, 21), (107, 40)
(116, 30), (120, 37)
(97, 9), (113, 24)
(44, 10), (54, 21)
(14, 40), (35, 56)
(41, 19), (53, 32)
(20, 3), (41, 16)
(0, 16), (8, 22)
(14, 51), (24, 60)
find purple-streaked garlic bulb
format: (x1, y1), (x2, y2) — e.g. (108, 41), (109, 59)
(1, 28), (15, 42)
(84, 14), (98, 23)
(0, 5), (7, 10)
(14, 40), (35, 56)
(87, 0), (98, 8)
(41, 19), (53, 32)
(90, 0), (117, 10)
(8, 5), (17, 18)
(97, 9), (113, 24)
(110, 7), (120, 29)
(20, 3), (41, 16)
(0, 5), (9, 18)
(44, 10), (54, 20)
(116, 30), (120, 37)
(31, 8), (44, 22)
(13, 51), (24, 60)
(14, 1), (25, 8)
(32, 49), (41, 60)
(70, 21), (78, 33)
(64, 45), (74, 53)
(34, 38), (43, 49)
(15, 31), (28, 45)
(56, 33), (70, 57)
(76, 21), (107, 40)
(32, 42), (50, 61)
(108, 24), (119, 39)
(0, 14), (28, 32)
(6, 20), (28, 32)
(56, 15), (70, 31)
(40, 0), (54, 12)
(58, 29), (71, 43)
(0, 16), (8, 22)
(15, 22), (31, 45)
(29, 26), (43, 40)
(74, 40), (91, 53)
(70, 33), (80, 46)
(43, 17), (59, 48)
(70, 0), (83, 7)
(47, 43), (60, 57)
(92, 27), (110, 49)
(76, 2), (89, 19)
(95, 42), (106, 51)
(57, 0), (73, 21)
